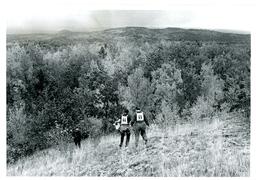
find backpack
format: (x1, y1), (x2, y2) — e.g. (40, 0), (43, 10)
(121, 115), (128, 125)
(136, 112), (144, 121)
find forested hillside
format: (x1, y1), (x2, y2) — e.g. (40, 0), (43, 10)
(7, 27), (250, 166)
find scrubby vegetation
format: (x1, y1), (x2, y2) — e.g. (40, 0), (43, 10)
(7, 111), (250, 176)
(7, 27), (250, 176)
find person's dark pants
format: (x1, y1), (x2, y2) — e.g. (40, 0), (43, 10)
(74, 138), (81, 148)
(133, 122), (147, 147)
(119, 125), (130, 147)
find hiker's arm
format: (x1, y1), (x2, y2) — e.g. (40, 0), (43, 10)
(131, 115), (136, 126)
(128, 115), (132, 125)
(144, 115), (149, 126)
(78, 131), (82, 138)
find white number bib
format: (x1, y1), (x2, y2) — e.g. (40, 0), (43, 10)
(136, 112), (144, 121)
(121, 115), (128, 125)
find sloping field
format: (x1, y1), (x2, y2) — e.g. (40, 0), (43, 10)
(7, 113), (250, 176)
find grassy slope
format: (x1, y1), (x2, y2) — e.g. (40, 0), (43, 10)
(7, 112), (250, 177)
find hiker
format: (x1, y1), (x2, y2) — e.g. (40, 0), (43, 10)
(115, 109), (132, 148)
(72, 127), (82, 148)
(131, 107), (149, 147)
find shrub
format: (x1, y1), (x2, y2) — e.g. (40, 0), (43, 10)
(45, 128), (72, 147)
(87, 117), (103, 138)
(190, 96), (215, 123)
(7, 104), (28, 163)
(155, 101), (181, 129)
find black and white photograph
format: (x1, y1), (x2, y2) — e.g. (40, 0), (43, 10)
(2, 0), (256, 177)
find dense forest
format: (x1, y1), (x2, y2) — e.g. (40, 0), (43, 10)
(7, 27), (250, 164)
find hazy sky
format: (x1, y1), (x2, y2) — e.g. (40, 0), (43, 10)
(6, 0), (254, 34)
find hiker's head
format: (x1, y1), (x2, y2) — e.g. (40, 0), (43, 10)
(123, 109), (129, 115)
(135, 107), (141, 112)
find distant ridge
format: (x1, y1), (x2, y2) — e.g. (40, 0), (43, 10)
(214, 29), (250, 35)
(58, 29), (74, 34)
(7, 27), (250, 45)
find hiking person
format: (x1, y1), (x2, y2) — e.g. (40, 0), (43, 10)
(115, 109), (132, 148)
(72, 127), (82, 148)
(131, 107), (149, 147)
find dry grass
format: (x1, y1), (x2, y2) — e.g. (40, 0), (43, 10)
(7, 113), (250, 176)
